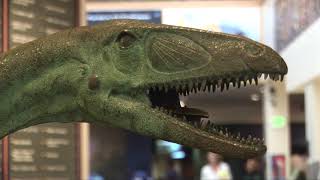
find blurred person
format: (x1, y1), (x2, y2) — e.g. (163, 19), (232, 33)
(200, 152), (232, 180)
(165, 159), (181, 180)
(243, 158), (264, 180)
(289, 154), (307, 180)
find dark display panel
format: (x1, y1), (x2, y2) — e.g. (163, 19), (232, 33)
(9, 0), (75, 48)
(8, 0), (77, 179)
(0, 0), (3, 178)
(276, 0), (320, 50)
(9, 124), (76, 180)
(0, 0), (2, 51)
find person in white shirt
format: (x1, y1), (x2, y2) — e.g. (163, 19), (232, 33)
(200, 152), (233, 180)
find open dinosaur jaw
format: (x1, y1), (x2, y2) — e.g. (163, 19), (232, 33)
(145, 72), (285, 158)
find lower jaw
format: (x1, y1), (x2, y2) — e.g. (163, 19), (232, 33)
(157, 113), (266, 158)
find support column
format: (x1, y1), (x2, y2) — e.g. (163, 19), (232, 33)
(304, 79), (320, 163)
(263, 82), (290, 179)
(261, 0), (291, 178)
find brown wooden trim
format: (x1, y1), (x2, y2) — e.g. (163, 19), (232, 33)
(74, 1), (82, 180)
(1, 0), (10, 180)
(2, 0), (8, 52)
(1, 136), (9, 180)
(75, 0), (80, 27)
(75, 123), (82, 180)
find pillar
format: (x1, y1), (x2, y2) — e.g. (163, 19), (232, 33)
(304, 79), (320, 162)
(263, 82), (290, 179)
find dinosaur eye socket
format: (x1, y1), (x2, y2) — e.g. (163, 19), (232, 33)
(116, 31), (137, 49)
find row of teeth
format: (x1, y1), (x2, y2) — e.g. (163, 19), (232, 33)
(147, 73), (284, 95)
(153, 106), (264, 146)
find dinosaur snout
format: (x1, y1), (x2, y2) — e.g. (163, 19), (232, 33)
(244, 45), (288, 75)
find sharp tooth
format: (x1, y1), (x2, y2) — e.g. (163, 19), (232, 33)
(160, 85), (165, 91)
(217, 79), (222, 87)
(232, 80), (236, 87)
(193, 87), (198, 93)
(243, 75), (248, 82)
(181, 83), (186, 91)
(220, 83), (225, 92)
(212, 84), (216, 92)
(249, 78), (253, 85)
(254, 77), (258, 85)
(183, 91), (187, 96)
(243, 80), (247, 86)
(257, 73), (262, 78)
(236, 136), (240, 141)
(219, 130), (224, 135)
(188, 81), (193, 92)
(164, 85), (169, 92)
(237, 81), (241, 88)
(197, 81), (201, 91)
(270, 74), (275, 80)
(194, 121), (198, 127)
(226, 82), (230, 90)
(169, 110), (173, 116)
(206, 84), (211, 92)
(146, 89), (150, 94)
(201, 80), (207, 91)
(182, 116), (187, 121)
(280, 74), (284, 81)
(264, 73), (268, 80)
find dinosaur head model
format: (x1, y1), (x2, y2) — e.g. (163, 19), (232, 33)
(0, 20), (287, 159)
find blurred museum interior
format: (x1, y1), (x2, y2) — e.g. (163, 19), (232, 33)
(0, 0), (319, 179)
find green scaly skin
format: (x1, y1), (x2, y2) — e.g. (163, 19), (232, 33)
(0, 20), (287, 158)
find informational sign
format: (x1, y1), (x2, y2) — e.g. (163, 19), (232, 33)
(87, 11), (161, 25)
(271, 115), (287, 129)
(8, 0), (78, 179)
(9, 0), (75, 48)
(10, 124), (76, 180)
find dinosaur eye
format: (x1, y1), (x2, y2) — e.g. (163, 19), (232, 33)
(116, 31), (137, 49)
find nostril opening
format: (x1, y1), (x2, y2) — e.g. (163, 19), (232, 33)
(245, 44), (264, 57)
